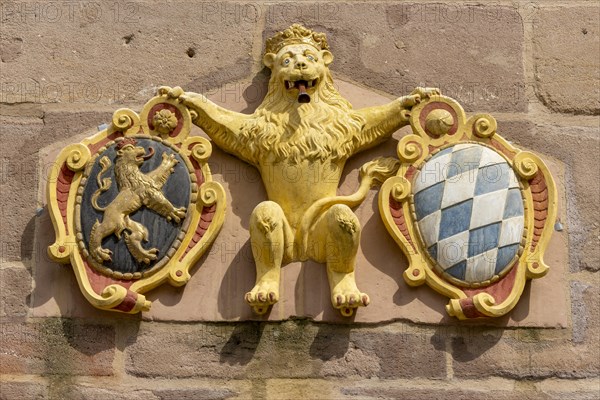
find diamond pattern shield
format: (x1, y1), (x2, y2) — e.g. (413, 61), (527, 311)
(412, 143), (524, 285)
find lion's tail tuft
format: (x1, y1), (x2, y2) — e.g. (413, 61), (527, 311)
(91, 156), (112, 211)
(359, 157), (400, 187)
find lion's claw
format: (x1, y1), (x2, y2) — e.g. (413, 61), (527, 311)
(93, 247), (113, 263)
(411, 86), (441, 100)
(245, 281), (280, 315)
(332, 290), (370, 317)
(157, 86), (184, 99)
(167, 207), (187, 224)
(140, 248), (159, 264)
(161, 153), (179, 169)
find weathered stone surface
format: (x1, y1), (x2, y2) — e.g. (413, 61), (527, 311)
(124, 321), (446, 379)
(0, 1), (257, 105)
(0, 320), (115, 375)
(0, 265), (31, 317)
(501, 121), (599, 272)
(341, 386), (549, 400)
(570, 281), (596, 344)
(125, 322), (307, 379)
(537, 378), (600, 400)
(346, 329), (446, 379)
(0, 112), (111, 263)
(152, 388), (236, 400)
(265, 2), (526, 112)
(0, 381), (48, 400)
(66, 387), (158, 400)
(265, 379), (338, 400)
(533, 7), (600, 114)
(451, 334), (600, 379)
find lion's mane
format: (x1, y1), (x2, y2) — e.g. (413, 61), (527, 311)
(233, 70), (367, 165)
(114, 154), (160, 195)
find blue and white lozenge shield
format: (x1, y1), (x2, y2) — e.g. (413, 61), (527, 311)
(412, 143), (524, 286)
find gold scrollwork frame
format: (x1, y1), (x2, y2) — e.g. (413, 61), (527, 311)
(47, 96), (226, 313)
(379, 95), (557, 319)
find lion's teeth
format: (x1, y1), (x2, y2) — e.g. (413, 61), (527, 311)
(307, 80), (313, 87)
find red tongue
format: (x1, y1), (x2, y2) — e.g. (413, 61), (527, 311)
(296, 81), (310, 103)
(142, 147), (155, 160)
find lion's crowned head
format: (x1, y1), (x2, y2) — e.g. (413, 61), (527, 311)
(232, 24), (366, 164)
(114, 138), (156, 190)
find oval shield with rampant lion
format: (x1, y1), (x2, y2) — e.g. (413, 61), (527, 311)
(79, 137), (191, 279)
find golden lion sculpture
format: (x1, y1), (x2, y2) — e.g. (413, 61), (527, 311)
(89, 138), (187, 265)
(160, 24), (439, 316)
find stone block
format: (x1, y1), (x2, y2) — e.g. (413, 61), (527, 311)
(124, 321), (447, 380)
(0, 112), (111, 264)
(501, 121), (599, 272)
(537, 378), (600, 400)
(0, 381), (48, 400)
(0, 265), (31, 317)
(0, 1), (258, 106)
(533, 7), (600, 114)
(451, 335), (599, 379)
(0, 320), (115, 375)
(152, 388), (236, 400)
(66, 387), (157, 400)
(341, 386), (548, 400)
(264, 2), (526, 112)
(265, 379), (338, 400)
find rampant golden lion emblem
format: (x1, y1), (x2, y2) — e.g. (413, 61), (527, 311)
(89, 138), (187, 265)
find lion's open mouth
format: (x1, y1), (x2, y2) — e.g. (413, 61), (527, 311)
(285, 79), (317, 90)
(285, 79), (318, 103)
(135, 147), (155, 162)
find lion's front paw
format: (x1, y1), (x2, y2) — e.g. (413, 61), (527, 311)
(401, 87), (442, 109)
(412, 86), (441, 97)
(245, 281), (279, 315)
(167, 207), (187, 223)
(162, 152), (179, 169)
(157, 86), (184, 99)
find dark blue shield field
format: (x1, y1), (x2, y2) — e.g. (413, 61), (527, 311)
(80, 138), (190, 275)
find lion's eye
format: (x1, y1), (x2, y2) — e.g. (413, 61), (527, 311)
(307, 55), (315, 61)
(283, 58), (291, 65)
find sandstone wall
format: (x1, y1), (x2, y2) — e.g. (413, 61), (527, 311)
(1, 1), (599, 399)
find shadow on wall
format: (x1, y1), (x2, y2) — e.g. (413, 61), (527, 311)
(28, 205), (143, 323)
(309, 323), (352, 360)
(219, 322), (265, 365)
(436, 324), (505, 362)
(17, 215), (37, 314)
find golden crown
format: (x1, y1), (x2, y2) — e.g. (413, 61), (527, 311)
(265, 24), (330, 55)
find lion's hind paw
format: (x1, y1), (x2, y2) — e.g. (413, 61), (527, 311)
(245, 285), (279, 315)
(167, 207), (187, 223)
(93, 247), (113, 263)
(141, 248), (159, 264)
(333, 291), (370, 317)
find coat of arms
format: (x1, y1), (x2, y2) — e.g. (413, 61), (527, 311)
(379, 96), (557, 319)
(47, 97), (225, 313)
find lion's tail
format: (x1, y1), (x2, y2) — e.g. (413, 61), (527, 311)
(298, 157), (400, 248)
(91, 156), (112, 212)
